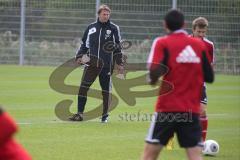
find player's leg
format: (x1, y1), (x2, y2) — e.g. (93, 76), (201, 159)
(69, 66), (99, 121)
(176, 112), (203, 160)
(99, 67), (112, 122)
(141, 143), (163, 160)
(143, 112), (174, 160)
(78, 66), (99, 113)
(78, 66), (100, 113)
(200, 103), (207, 142)
(200, 85), (208, 142)
(186, 147), (202, 160)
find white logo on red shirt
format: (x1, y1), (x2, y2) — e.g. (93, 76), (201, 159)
(176, 45), (200, 63)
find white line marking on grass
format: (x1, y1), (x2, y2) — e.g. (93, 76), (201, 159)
(17, 121), (73, 125)
(17, 119), (100, 125)
(16, 113), (239, 125)
(17, 122), (33, 125)
(208, 113), (240, 119)
(208, 113), (228, 116)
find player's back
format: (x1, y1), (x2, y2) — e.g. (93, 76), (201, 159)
(155, 30), (206, 114)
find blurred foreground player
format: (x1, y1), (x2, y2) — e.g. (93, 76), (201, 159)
(0, 106), (31, 160)
(141, 10), (214, 160)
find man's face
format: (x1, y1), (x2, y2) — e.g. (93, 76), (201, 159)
(98, 10), (110, 23)
(192, 26), (207, 38)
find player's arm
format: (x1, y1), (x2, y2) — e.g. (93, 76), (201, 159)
(113, 26), (126, 78)
(113, 25), (124, 66)
(147, 38), (168, 85)
(0, 108), (18, 146)
(75, 26), (90, 60)
(202, 51), (214, 83)
(211, 43), (215, 65)
(206, 42), (215, 66)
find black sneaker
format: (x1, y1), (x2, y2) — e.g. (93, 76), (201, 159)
(101, 114), (109, 123)
(69, 113), (83, 121)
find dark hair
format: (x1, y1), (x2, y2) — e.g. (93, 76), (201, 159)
(164, 9), (184, 31)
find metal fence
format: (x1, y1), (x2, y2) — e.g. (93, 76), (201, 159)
(0, 0), (239, 74)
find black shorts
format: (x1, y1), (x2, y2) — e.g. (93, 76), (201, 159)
(145, 112), (202, 148)
(200, 85), (207, 105)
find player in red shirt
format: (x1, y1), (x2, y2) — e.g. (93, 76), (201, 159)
(0, 107), (32, 160)
(192, 17), (215, 143)
(141, 10), (214, 160)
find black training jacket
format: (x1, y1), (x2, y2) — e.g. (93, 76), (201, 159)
(76, 19), (123, 68)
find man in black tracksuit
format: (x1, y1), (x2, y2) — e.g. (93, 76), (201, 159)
(69, 4), (124, 122)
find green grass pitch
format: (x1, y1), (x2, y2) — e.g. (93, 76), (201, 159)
(0, 65), (239, 160)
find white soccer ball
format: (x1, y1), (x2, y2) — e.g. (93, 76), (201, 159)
(202, 140), (219, 156)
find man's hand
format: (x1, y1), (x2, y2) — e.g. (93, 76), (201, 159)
(117, 65), (124, 74)
(76, 58), (82, 65)
(76, 54), (90, 65)
(147, 74), (158, 86)
(116, 65), (125, 79)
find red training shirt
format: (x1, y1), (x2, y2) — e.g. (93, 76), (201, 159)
(148, 30), (209, 114)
